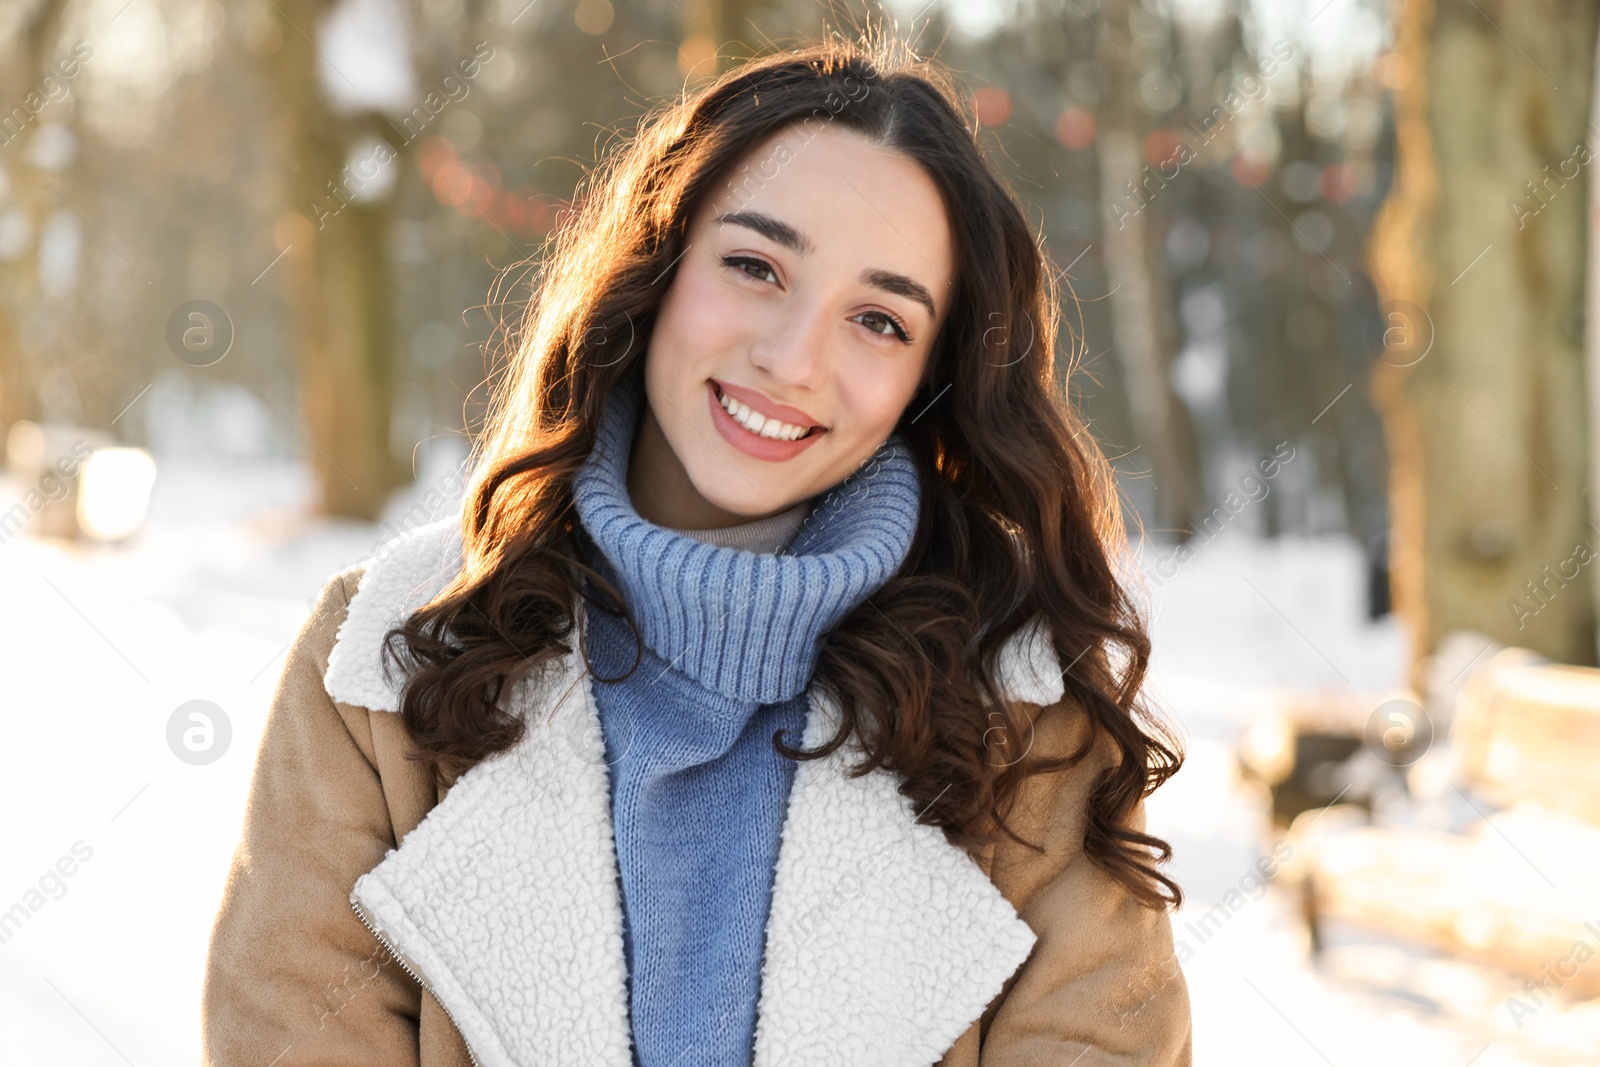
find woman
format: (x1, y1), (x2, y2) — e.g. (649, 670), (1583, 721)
(203, 35), (1191, 1067)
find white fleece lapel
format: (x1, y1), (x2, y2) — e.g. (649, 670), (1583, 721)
(330, 518), (1063, 1067)
(752, 689), (1039, 1066)
(349, 638), (633, 1066)
(324, 518), (465, 712)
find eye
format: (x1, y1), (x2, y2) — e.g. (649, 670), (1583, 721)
(721, 254), (778, 285)
(854, 309), (913, 344)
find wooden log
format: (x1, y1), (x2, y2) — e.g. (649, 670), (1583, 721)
(1454, 653), (1600, 825)
(1291, 810), (1600, 999)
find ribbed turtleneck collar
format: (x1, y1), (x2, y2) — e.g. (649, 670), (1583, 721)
(570, 367), (924, 704)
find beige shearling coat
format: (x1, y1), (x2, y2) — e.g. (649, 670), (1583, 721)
(201, 518), (1191, 1066)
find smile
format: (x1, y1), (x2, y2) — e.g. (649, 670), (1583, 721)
(707, 380), (827, 462)
(714, 383), (818, 440)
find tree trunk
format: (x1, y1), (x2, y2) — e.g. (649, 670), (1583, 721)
(1587, 15), (1600, 665)
(0, 0), (71, 453)
(263, 0), (399, 519)
(1097, 0), (1202, 538)
(1369, 0), (1600, 678)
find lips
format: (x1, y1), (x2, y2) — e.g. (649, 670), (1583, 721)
(711, 379), (824, 432)
(706, 380), (828, 462)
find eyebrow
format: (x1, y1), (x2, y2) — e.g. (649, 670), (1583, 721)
(714, 209), (939, 321)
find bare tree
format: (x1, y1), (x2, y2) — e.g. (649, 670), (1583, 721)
(262, 0), (405, 519)
(0, 0), (71, 450)
(1370, 0), (1600, 673)
(1096, 0), (1202, 538)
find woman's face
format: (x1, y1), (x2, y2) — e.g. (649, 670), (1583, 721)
(629, 121), (956, 529)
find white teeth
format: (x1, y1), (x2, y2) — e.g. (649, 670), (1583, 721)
(718, 386), (810, 441)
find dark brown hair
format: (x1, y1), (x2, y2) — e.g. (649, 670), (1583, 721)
(385, 33), (1184, 909)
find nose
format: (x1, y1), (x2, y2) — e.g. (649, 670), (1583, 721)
(747, 293), (831, 389)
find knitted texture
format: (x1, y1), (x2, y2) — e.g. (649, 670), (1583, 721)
(570, 367), (923, 1066)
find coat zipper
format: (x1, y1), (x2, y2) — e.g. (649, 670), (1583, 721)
(350, 895), (483, 1067)
(340, 666), (598, 1067)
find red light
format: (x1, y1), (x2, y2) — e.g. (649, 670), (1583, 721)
(1320, 163), (1355, 203)
(1143, 129), (1185, 169)
(975, 86), (1012, 126)
(1055, 108), (1097, 149)
(1231, 152), (1273, 188)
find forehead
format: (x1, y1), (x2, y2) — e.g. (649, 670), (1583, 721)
(696, 122), (955, 287)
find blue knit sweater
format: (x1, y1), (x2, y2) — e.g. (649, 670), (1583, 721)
(570, 369), (923, 1066)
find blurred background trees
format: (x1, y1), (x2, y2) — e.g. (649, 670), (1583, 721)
(9, 8), (1600, 1059)
(1371, 0), (1600, 670)
(0, 0), (1596, 671)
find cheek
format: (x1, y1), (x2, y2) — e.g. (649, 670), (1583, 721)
(651, 260), (749, 373)
(834, 352), (925, 438)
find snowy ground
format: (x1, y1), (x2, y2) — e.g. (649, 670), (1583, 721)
(0, 457), (1591, 1065)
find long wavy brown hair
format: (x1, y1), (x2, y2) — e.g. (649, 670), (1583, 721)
(385, 33), (1185, 909)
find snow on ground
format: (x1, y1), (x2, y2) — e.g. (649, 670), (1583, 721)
(1139, 536), (1600, 1067)
(0, 458), (1589, 1065)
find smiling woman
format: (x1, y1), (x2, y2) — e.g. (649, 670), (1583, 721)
(202, 32), (1192, 1067)
(633, 122), (953, 527)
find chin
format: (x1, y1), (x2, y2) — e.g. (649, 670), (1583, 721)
(691, 474), (792, 520)
(682, 450), (807, 519)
